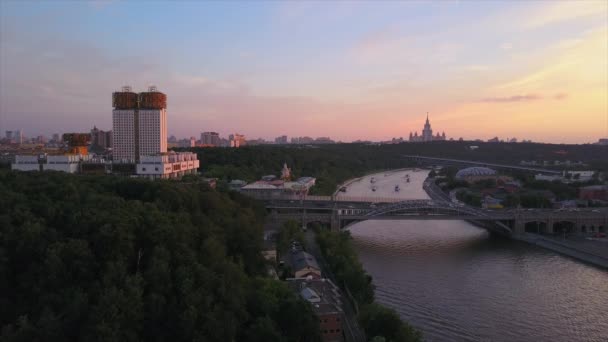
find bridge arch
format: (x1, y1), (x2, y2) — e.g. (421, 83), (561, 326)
(305, 220), (330, 231)
(524, 221), (547, 234)
(553, 221), (575, 236)
(364, 200), (488, 219)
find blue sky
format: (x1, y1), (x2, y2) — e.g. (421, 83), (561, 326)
(1, 0), (607, 143)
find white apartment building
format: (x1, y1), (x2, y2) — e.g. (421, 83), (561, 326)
(12, 155), (41, 171)
(112, 86), (168, 162)
(12, 154), (91, 173)
(44, 155), (85, 173)
(112, 109), (137, 161)
(135, 151), (200, 179)
(138, 109), (167, 156)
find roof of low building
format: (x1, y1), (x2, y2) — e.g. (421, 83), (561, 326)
(291, 251), (320, 272)
(580, 185), (608, 191)
(300, 287), (321, 303)
(241, 182), (279, 190)
(261, 175), (277, 181)
(296, 177), (316, 184)
(286, 278), (343, 316)
(455, 167), (497, 179)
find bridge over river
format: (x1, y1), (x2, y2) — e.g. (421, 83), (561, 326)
(258, 194), (607, 236)
(402, 155), (563, 175)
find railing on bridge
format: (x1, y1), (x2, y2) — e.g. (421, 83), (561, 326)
(249, 191), (404, 203)
(404, 155), (562, 175)
(363, 199), (491, 218)
(335, 196), (403, 203)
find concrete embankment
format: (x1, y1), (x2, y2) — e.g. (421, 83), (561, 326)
(514, 234), (608, 269)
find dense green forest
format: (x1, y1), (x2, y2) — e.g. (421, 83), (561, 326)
(0, 171), (320, 342)
(179, 142), (608, 195)
(316, 230), (422, 342)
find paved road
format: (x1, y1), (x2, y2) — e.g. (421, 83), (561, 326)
(304, 230), (366, 342)
(540, 234), (608, 259)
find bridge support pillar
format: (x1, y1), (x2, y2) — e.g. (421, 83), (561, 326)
(513, 220), (525, 235)
(301, 209), (307, 230)
(330, 210), (340, 231)
(573, 221), (582, 235)
(330, 216), (341, 232)
(330, 219), (340, 232)
(545, 220), (554, 235)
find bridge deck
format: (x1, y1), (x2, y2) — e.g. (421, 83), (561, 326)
(403, 155), (562, 174)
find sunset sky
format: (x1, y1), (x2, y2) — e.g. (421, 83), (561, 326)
(1, 0), (607, 143)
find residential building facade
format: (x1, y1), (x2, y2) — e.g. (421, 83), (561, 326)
(112, 86), (167, 162)
(135, 151), (199, 179)
(201, 131), (220, 146)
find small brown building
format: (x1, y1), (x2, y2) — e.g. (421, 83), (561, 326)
(287, 278), (344, 342)
(579, 185), (608, 201)
(291, 251), (322, 279)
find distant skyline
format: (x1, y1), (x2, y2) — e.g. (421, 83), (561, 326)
(1, 1), (607, 143)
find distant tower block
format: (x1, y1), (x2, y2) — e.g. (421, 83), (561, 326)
(112, 85), (168, 162)
(137, 86), (167, 157)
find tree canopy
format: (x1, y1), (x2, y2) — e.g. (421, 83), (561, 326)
(177, 141), (607, 195)
(0, 171), (319, 341)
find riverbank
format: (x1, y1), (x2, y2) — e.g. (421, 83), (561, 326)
(515, 233), (608, 269)
(349, 220), (608, 342)
(333, 169), (608, 341)
(422, 175), (608, 269)
(315, 228), (423, 342)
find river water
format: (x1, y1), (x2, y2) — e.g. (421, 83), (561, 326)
(350, 221), (608, 341)
(343, 170), (608, 341)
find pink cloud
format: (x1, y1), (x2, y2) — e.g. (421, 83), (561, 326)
(553, 93), (568, 100)
(480, 94), (542, 103)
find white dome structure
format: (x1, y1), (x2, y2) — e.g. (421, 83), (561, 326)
(455, 167), (497, 180)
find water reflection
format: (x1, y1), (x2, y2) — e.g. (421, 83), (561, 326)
(350, 220), (608, 342)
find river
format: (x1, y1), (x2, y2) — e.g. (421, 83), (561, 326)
(342, 170), (608, 341)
